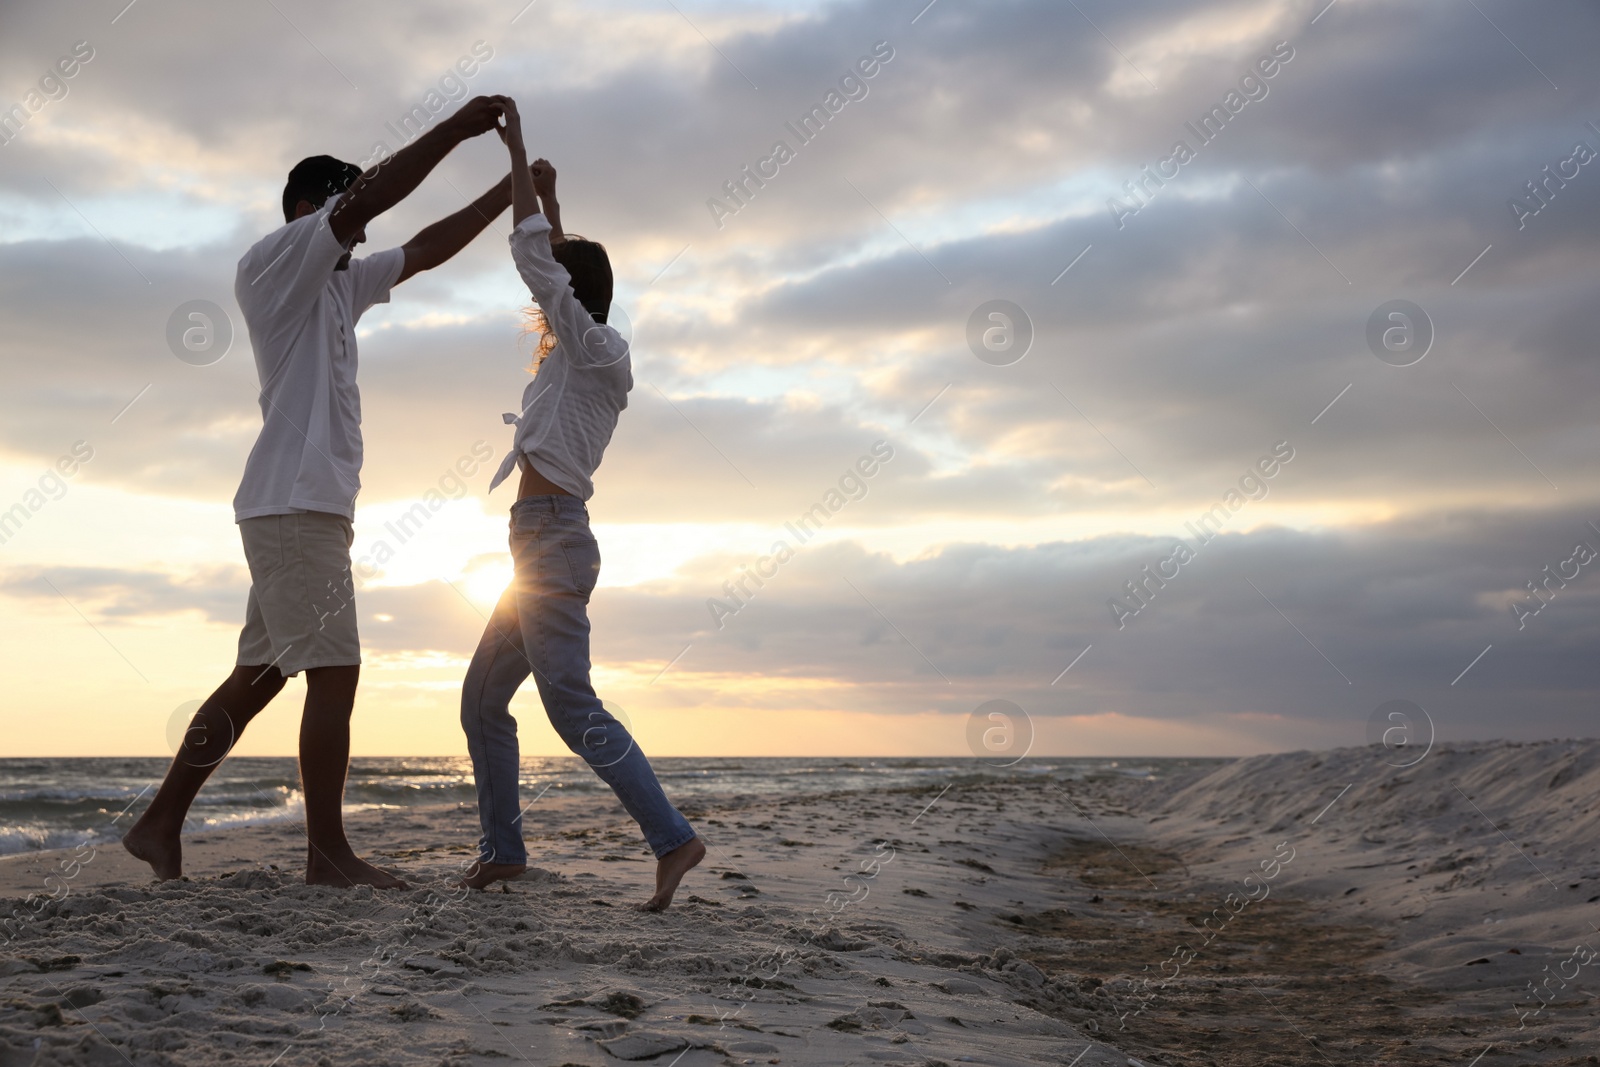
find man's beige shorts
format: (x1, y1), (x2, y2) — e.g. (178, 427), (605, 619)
(236, 512), (360, 677)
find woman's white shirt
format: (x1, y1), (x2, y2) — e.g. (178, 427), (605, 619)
(488, 213), (631, 500)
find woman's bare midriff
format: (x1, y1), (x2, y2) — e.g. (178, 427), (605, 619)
(517, 455), (573, 500)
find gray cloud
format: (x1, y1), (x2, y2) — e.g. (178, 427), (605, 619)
(13, 503), (1596, 744)
(0, 564), (245, 623)
(587, 503), (1600, 743)
(5, 0), (1600, 744)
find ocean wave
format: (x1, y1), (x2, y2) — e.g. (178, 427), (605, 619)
(0, 786), (153, 805)
(0, 823), (116, 858)
(184, 790), (305, 833)
(0, 790), (307, 857)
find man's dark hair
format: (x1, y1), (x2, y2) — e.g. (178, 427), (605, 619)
(281, 155), (363, 223)
(552, 237), (613, 323)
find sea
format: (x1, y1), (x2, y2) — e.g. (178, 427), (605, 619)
(0, 756), (1225, 858)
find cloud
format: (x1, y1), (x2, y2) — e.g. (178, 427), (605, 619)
(0, 564), (246, 623)
(5, 0), (1600, 747)
(569, 504), (1600, 744)
(17, 501), (1595, 745)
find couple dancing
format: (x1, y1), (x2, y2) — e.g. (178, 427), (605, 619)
(122, 95), (705, 910)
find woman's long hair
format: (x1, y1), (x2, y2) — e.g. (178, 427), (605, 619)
(521, 235), (613, 375)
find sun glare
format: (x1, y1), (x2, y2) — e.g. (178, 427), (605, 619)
(462, 559), (514, 605)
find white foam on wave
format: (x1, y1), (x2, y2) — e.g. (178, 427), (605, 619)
(186, 790), (306, 833)
(0, 791), (312, 856)
(0, 824), (115, 857)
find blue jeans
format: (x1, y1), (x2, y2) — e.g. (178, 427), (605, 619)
(460, 495), (695, 865)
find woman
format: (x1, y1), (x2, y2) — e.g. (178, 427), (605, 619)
(458, 99), (703, 909)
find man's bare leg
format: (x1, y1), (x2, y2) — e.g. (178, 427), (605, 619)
(299, 665), (407, 889)
(123, 664), (286, 880)
(641, 836), (705, 912)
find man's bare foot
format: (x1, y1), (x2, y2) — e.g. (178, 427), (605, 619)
(306, 851), (408, 889)
(641, 836), (705, 912)
(121, 820), (182, 881)
(459, 860), (527, 890)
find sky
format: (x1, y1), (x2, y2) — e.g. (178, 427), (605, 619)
(2, 0), (1599, 759)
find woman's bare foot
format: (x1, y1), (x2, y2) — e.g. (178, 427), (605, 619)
(121, 820), (182, 881)
(641, 836), (705, 912)
(459, 860), (527, 890)
(306, 850), (408, 889)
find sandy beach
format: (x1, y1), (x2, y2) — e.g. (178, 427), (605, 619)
(2, 741), (1598, 1066)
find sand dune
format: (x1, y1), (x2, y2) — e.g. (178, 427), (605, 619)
(2, 741), (1597, 1065)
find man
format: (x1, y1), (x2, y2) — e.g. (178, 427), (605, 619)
(125, 95), (517, 888)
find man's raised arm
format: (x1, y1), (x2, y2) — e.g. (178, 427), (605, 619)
(397, 153), (575, 285)
(328, 95), (508, 247)
(396, 175), (511, 285)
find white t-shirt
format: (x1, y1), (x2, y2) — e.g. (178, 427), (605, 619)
(489, 214), (632, 500)
(232, 197), (405, 522)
